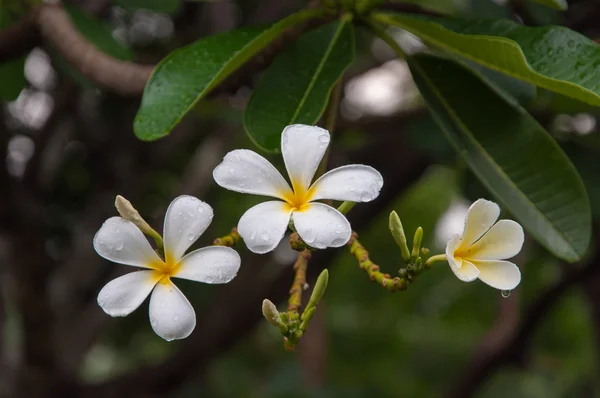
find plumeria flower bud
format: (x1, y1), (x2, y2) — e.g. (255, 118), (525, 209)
(389, 211), (410, 261)
(411, 227), (423, 259)
(94, 195), (241, 341)
(262, 299), (287, 332)
(213, 124), (384, 253)
(114, 195), (162, 245)
(446, 199), (524, 290)
(306, 269), (329, 311)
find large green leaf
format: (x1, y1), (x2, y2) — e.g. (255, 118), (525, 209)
(408, 53), (590, 262)
(526, 0), (567, 11)
(373, 12), (600, 107)
(134, 9), (322, 141)
(0, 14), (26, 100)
(244, 19), (354, 152)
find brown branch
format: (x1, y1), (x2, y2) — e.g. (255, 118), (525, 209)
(37, 5), (154, 96)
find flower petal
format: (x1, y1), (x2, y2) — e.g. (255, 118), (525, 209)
(93, 217), (162, 268)
(163, 196), (214, 264)
(445, 234), (463, 272)
(462, 220), (524, 260)
(292, 202), (351, 249)
(451, 259), (480, 282)
(460, 199), (500, 248)
(97, 271), (159, 317)
(309, 165), (384, 202)
(471, 259), (521, 290)
(149, 281), (196, 341)
(281, 124), (330, 192)
(175, 246), (241, 284)
(213, 149), (292, 200)
(238, 201), (292, 254)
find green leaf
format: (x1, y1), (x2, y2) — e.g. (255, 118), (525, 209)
(373, 12), (600, 107)
(526, 0), (567, 11)
(0, 14), (26, 100)
(134, 9), (323, 141)
(115, 0), (181, 15)
(408, 53), (591, 262)
(244, 19), (355, 152)
(65, 5), (133, 61)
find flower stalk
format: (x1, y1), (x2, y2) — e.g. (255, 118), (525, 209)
(348, 232), (432, 292)
(213, 228), (241, 247)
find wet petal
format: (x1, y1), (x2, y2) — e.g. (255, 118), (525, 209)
(460, 199), (500, 248)
(309, 165), (383, 202)
(97, 271), (159, 317)
(292, 203), (351, 249)
(93, 217), (162, 269)
(175, 246), (241, 284)
(149, 281), (196, 341)
(281, 124), (330, 193)
(451, 259), (480, 282)
(213, 149), (292, 199)
(462, 220), (524, 260)
(445, 234), (463, 271)
(238, 201), (292, 254)
(471, 259), (521, 290)
(163, 196), (213, 264)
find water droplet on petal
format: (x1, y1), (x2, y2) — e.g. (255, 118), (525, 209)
(360, 192), (372, 201)
(115, 241), (124, 251)
(303, 228), (317, 243)
(250, 230), (257, 240)
(173, 314), (180, 321)
(188, 233), (195, 241)
(501, 290), (511, 298)
(151, 317), (158, 327)
(197, 206), (204, 213)
(259, 232), (270, 241)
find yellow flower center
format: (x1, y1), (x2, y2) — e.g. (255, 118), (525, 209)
(148, 253), (181, 284)
(280, 180), (314, 212)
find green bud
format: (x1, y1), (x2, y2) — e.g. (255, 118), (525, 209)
(115, 195), (163, 249)
(262, 299), (287, 333)
(389, 211), (411, 261)
(299, 307), (317, 331)
(411, 227), (423, 259)
(305, 269), (329, 312)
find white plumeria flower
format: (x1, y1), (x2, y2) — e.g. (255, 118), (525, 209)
(93, 195), (241, 341)
(446, 199), (524, 290)
(213, 124), (383, 253)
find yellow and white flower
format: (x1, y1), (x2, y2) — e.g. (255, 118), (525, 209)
(446, 199), (524, 290)
(93, 195), (241, 341)
(213, 124), (383, 253)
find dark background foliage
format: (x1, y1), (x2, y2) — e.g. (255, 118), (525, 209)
(1, 0), (600, 397)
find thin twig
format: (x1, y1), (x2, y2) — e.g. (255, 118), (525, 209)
(288, 250), (311, 313)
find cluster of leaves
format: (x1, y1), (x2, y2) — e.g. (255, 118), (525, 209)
(128, 0), (594, 264)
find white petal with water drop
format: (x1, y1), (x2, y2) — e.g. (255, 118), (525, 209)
(281, 124), (330, 192)
(163, 196), (214, 263)
(471, 259), (521, 290)
(149, 281), (196, 341)
(175, 246), (241, 284)
(238, 201), (292, 254)
(93, 217), (162, 268)
(460, 199), (500, 248)
(97, 271), (159, 317)
(309, 164), (383, 202)
(213, 149), (293, 200)
(292, 203), (351, 249)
